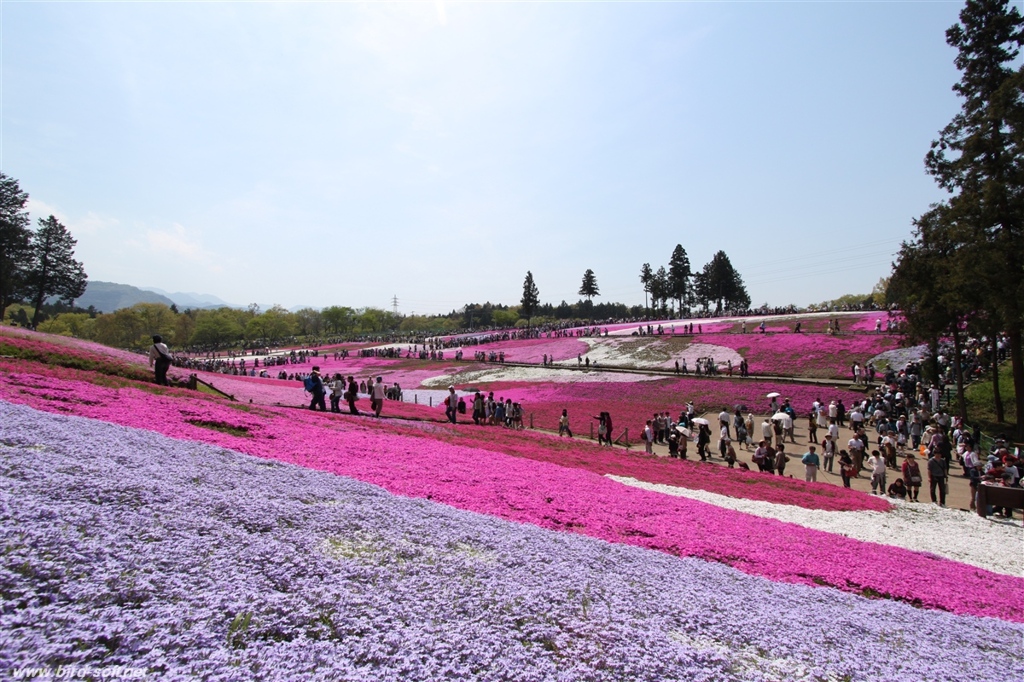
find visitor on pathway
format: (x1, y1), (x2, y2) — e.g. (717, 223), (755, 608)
(902, 452), (922, 501)
(928, 448), (948, 507)
(149, 335), (172, 386)
(473, 392), (485, 426)
(445, 386), (458, 424)
(371, 376), (386, 417)
(345, 376), (358, 415)
(307, 367), (326, 412)
(821, 434), (837, 473)
(839, 451), (854, 488)
(697, 423), (711, 461)
(724, 440), (737, 468)
(330, 373), (344, 413)
(801, 446), (820, 483)
(719, 408), (730, 439)
(868, 450), (887, 495)
(774, 443), (789, 476)
(643, 420), (654, 454)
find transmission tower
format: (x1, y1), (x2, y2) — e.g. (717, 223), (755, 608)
(392, 295), (399, 315)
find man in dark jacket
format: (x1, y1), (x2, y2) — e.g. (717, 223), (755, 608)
(928, 448), (947, 506)
(308, 366), (326, 412)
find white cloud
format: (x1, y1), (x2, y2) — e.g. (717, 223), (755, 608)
(145, 223), (221, 272)
(25, 199), (119, 237)
(25, 198), (68, 225)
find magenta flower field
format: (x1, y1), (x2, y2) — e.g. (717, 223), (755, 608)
(1, 360), (1021, 623)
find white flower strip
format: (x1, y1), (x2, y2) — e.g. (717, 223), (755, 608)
(552, 338), (743, 371)
(422, 365), (665, 385)
(607, 475), (1023, 578)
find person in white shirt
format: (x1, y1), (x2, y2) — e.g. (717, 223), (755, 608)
(719, 409), (731, 439)
(868, 450), (887, 494)
(371, 376), (386, 417)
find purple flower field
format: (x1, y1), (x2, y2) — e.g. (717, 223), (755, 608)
(2, 400), (1021, 681)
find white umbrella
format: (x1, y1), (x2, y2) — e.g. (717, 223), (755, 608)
(691, 417), (709, 426)
(771, 412), (790, 421)
(675, 426), (692, 438)
(766, 392), (781, 399)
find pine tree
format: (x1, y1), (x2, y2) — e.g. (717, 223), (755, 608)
(578, 269), (600, 302)
(699, 251), (749, 315)
(923, 0), (1024, 438)
(667, 245), (692, 314)
(0, 173), (31, 318)
(639, 263), (653, 315)
(520, 271), (540, 330)
(25, 215), (88, 328)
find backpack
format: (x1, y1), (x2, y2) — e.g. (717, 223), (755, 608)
(303, 376), (316, 392)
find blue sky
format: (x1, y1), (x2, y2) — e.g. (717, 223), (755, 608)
(2, 1), (970, 314)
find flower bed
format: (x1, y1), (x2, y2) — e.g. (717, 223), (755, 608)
(1, 370), (1020, 622)
(689, 333), (901, 378)
(5, 402), (1020, 679)
(480, 377), (866, 435)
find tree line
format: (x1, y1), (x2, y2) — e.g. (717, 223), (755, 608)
(887, 0), (1023, 440)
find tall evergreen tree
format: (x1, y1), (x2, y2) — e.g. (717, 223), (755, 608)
(520, 271), (540, 330)
(578, 268), (600, 302)
(639, 263), (653, 315)
(652, 266), (670, 315)
(923, 0), (1024, 438)
(667, 244), (692, 314)
(24, 215), (88, 328)
(699, 251), (750, 315)
(0, 173), (31, 318)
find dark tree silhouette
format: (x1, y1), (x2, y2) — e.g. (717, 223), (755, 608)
(0, 173), (31, 317)
(25, 215), (88, 328)
(578, 268), (600, 302)
(520, 271), (540, 330)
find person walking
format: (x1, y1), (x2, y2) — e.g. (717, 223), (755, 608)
(329, 373), (345, 413)
(928, 448), (947, 506)
(801, 445), (820, 483)
(558, 409), (572, 438)
(345, 375), (359, 415)
(902, 452), (922, 502)
(774, 443), (789, 476)
(371, 376), (386, 417)
(148, 335), (172, 386)
(839, 451), (854, 488)
(307, 366), (326, 412)
(445, 386), (458, 424)
(868, 450), (887, 495)
(821, 434), (837, 473)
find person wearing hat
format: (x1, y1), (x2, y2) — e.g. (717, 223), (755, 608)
(307, 366), (326, 412)
(445, 386), (458, 424)
(148, 335), (172, 386)
(801, 445), (820, 483)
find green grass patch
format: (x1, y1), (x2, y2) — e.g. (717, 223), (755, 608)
(185, 419), (252, 438)
(964, 362), (1017, 435)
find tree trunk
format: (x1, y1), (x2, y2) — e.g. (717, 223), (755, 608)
(926, 338), (940, 385)
(1008, 328), (1024, 443)
(991, 333), (1004, 424)
(950, 324), (966, 422)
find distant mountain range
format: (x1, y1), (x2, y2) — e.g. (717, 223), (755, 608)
(72, 282), (235, 313)
(72, 281), (303, 314)
(138, 287), (237, 310)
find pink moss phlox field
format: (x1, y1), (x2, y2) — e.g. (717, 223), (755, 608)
(0, 326), (148, 366)
(691, 333), (900, 378)
(1, 368), (1020, 623)
(463, 336), (591, 363)
(483, 377), (868, 436)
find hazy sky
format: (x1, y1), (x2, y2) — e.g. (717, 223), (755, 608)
(3, 1), (973, 314)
